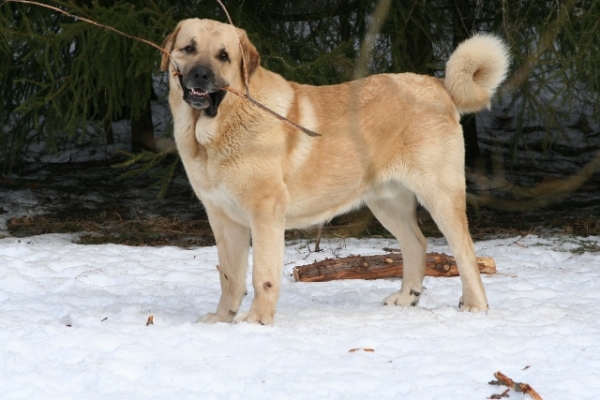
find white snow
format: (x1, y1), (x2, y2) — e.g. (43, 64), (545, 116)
(1, 233), (599, 399)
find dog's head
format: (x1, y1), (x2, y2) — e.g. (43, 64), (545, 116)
(161, 19), (260, 117)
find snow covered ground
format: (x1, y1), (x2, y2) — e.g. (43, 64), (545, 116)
(1, 71), (599, 399)
(3, 22), (600, 399)
(1, 232), (599, 399)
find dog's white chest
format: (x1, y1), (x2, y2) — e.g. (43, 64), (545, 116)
(194, 117), (219, 146)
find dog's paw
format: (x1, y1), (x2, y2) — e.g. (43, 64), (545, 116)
(383, 289), (422, 307)
(458, 296), (488, 312)
(233, 312), (274, 326)
(196, 312), (235, 324)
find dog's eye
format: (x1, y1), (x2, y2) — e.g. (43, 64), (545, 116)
(182, 45), (195, 54)
(218, 50), (229, 62)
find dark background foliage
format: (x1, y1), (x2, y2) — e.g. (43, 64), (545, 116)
(1, 0), (599, 237)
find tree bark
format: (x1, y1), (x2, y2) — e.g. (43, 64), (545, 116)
(293, 252), (496, 282)
(461, 113), (480, 166)
(451, 0), (480, 166)
(131, 74), (156, 152)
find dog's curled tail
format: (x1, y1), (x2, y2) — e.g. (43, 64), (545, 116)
(444, 34), (510, 114)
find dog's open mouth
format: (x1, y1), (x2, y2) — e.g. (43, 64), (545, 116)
(178, 74), (226, 117)
(183, 85), (212, 109)
(190, 87), (208, 98)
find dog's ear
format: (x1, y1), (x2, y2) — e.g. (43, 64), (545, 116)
(161, 24), (182, 71)
(236, 28), (260, 79)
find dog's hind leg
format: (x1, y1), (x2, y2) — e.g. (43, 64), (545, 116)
(198, 205), (251, 323)
(416, 180), (488, 312)
(367, 185), (428, 307)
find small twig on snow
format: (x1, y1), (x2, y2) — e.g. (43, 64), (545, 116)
(489, 371), (543, 400)
(487, 388), (510, 399)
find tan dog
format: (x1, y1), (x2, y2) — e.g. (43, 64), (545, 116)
(161, 19), (510, 325)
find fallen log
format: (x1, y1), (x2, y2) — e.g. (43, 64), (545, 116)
(293, 252), (496, 282)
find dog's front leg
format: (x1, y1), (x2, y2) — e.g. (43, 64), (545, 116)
(234, 198), (287, 325)
(198, 205), (251, 323)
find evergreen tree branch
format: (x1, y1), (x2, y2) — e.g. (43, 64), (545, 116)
(5, 0), (321, 138)
(3, 0), (171, 60)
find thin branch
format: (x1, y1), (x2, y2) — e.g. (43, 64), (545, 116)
(223, 86), (320, 137)
(353, 0), (392, 80)
(467, 151), (600, 211)
(3, 0), (321, 138)
(505, 0), (576, 91)
(3, 0), (169, 59)
(215, 1), (320, 136)
(216, 0), (249, 95)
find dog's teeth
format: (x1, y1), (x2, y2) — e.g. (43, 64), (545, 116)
(190, 88), (207, 96)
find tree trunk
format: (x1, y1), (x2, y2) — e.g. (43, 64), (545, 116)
(461, 113), (480, 166)
(131, 75), (156, 152)
(451, 0), (480, 165)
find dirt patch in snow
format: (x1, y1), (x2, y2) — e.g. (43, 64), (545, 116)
(1, 153), (599, 246)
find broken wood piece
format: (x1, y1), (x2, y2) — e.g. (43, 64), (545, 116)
(0, 177), (39, 189)
(487, 388), (510, 399)
(348, 348), (375, 353)
(489, 371), (543, 400)
(293, 252), (496, 282)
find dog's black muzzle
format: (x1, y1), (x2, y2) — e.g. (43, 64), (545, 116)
(179, 66), (226, 117)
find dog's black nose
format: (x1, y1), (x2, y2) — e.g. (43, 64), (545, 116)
(188, 66), (214, 87)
